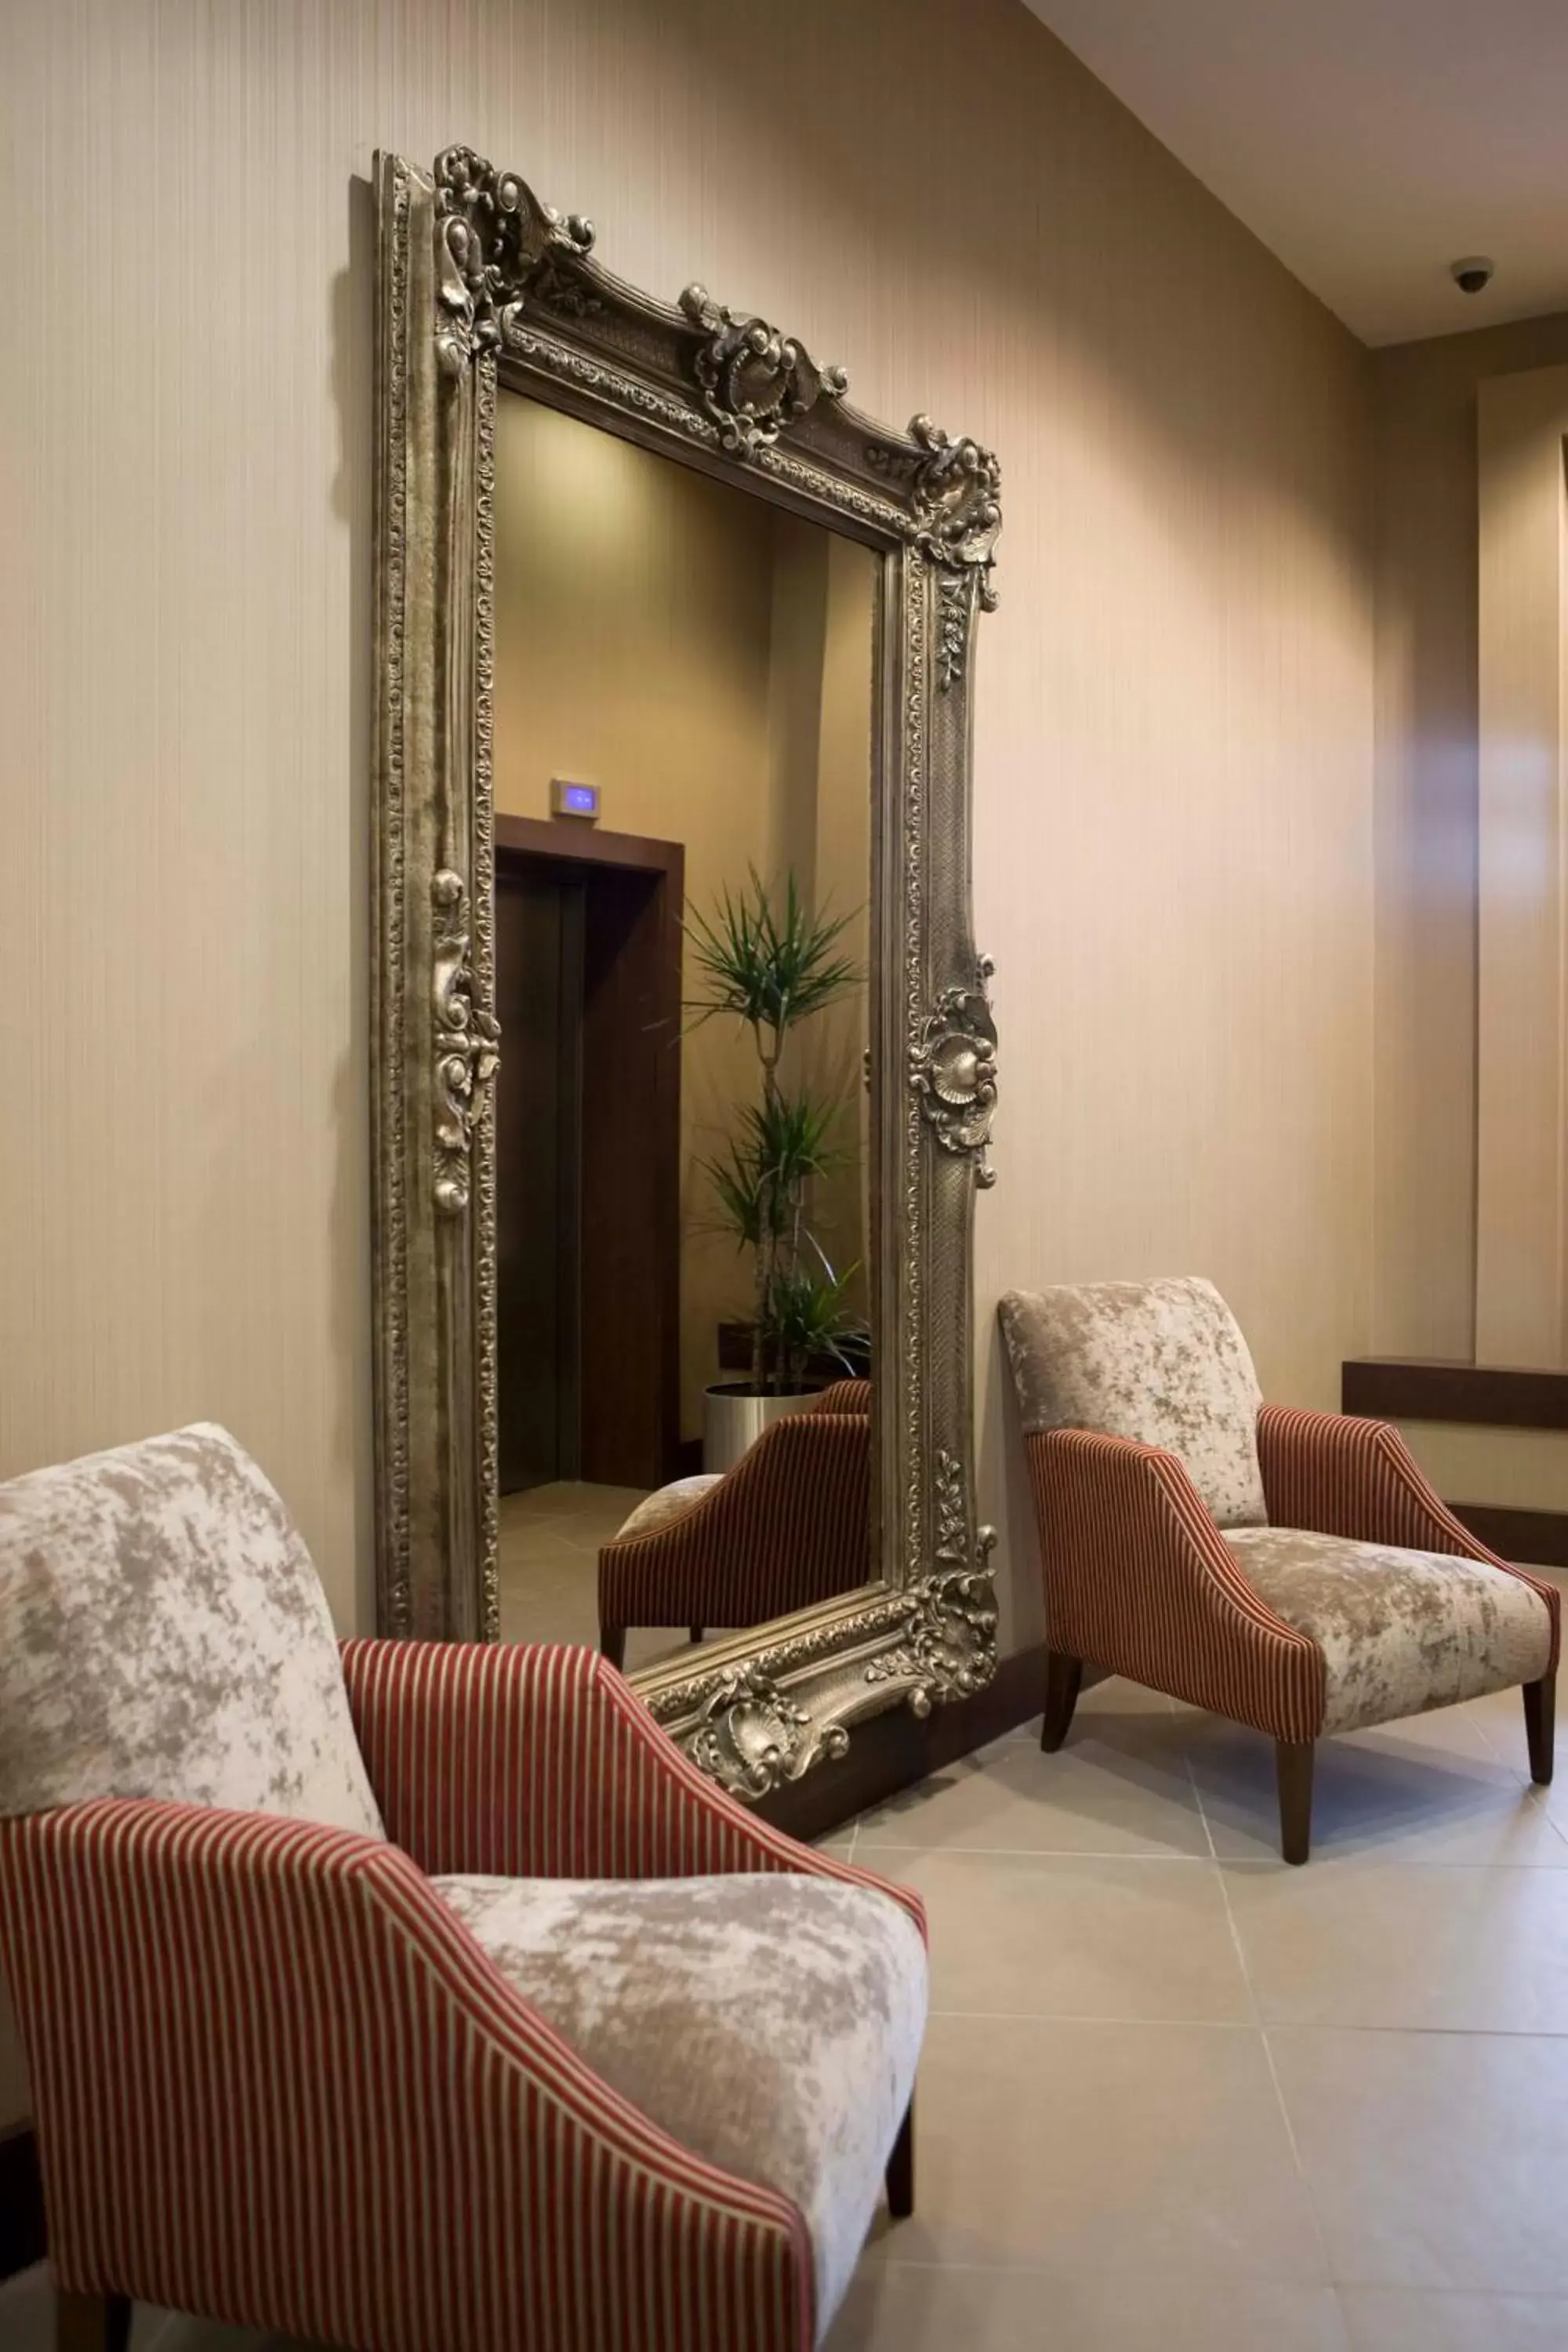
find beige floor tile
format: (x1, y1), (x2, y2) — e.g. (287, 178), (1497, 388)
(1224, 1857), (1568, 2031)
(1004, 1673), (1178, 1742)
(1461, 1681), (1543, 1755)
(1339, 2288), (1568, 2350)
(0, 2269), (52, 2347)
(855, 1719), (1212, 1857)
(857, 1849), (1251, 2022)
(826, 2267), (1350, 2350)
(1185, 1709), (1567, 1866)
(1268, 2027), (1568, 2292)
(864, 2014), (1326, 2278)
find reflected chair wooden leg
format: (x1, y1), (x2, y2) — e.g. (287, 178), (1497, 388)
(1524, 1674), (1555, 1785)
(1040, 1651), (1083, 1752)
(885, 2097), (914, 2220)
(600, 1625), (626, 1671)
(1276, 1739), (1315, 1865)
(689, 1624), (703, 1645)
(55, 2292), (132, 2352)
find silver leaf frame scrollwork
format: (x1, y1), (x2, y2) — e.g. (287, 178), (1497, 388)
(372, 146), (1001, 1790)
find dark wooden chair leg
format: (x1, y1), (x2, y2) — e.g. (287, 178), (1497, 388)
(1040, 1650), (1083, 1752)
(1276, 1739), (1315, 1865)
(599, 1624), (627, 1671)
(689, 1624), (703, 1645)
(885, 2097), (914, 2220)
(55, 2292), (132, 2352)
(1524, 1674), (1555, 1785)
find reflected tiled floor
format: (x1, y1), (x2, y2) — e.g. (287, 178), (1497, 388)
(9, 1668), (1568, 2351)
(495, 1478), (645, 1650)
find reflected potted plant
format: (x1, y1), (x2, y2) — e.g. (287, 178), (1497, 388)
(690, 869), (869, 1472)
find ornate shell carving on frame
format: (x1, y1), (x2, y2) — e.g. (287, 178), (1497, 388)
(910, 957), (1000, 1188)
(372, 144), (1003, 1776)
(432, 143), (597, 374)
(677, 285), (849, 459)
(688, 1663), (853, 1801)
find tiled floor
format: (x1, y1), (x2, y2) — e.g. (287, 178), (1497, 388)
(496, 1479), (645, 1650)
(8, 1668), (1568, 2350)
(822, 1668), (1568, 2350)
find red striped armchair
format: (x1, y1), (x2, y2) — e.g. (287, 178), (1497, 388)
(598, 1381), (871, 1668)
(0, 1424), (925, 2352)
(1000, 1279), (1559, 1863)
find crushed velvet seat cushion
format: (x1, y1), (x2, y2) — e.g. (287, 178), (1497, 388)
(614, 1475), (722, 1540)
(434, 1869), (927, 2337)
(1224, 1526), (1554, 1734)
(1000, 1276), (1268, 1528)
(0, 1423), (385, 1837)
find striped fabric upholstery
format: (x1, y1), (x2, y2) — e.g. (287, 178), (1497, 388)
(1258, 1403), (1560, 1671)
(1026, 1428), (1327, 1741)
(339, 1637), (926, 1933)
(598, 1414), (870, 1645)
(0, 1800), (815, 2350)
(808, 1380), (872, 1415)
(2, 1639), (925, 2351)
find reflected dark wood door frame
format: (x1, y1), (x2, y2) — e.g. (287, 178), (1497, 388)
(495, 815), (684, 1491)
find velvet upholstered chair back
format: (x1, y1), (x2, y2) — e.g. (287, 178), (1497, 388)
(0, 1423), (384, 1835)
(999, 1276), (1268, 1529)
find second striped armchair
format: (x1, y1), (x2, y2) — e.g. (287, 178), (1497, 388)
(1000, 1279), (1558, 1864)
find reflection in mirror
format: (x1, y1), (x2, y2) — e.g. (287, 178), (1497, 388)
(490, 393), (877, 1671)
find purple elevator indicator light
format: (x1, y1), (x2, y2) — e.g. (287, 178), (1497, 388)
(551, 778), (601, 821)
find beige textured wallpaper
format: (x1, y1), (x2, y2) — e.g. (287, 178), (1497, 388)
(2, 0), (1377, 2122)
(1371, 313), (1568, 1357)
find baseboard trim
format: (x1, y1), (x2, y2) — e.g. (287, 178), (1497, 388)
(0, 2120), (44, 2281)
(756, 1642), (1046, 1842)
(1450, 1502), (1568, 1570)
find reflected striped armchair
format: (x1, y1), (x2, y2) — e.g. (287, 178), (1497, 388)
(598, 1381), (872, 1668)
(0, 1424), (924, 2351)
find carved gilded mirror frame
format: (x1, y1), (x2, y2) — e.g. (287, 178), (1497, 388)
(370, 145), (1001, 1797)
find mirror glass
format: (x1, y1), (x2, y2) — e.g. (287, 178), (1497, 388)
(491, 392), (878, 1669)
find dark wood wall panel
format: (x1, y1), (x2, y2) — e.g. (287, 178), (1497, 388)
(1342, 1359), (1568, 1431)
(1342, 1358), (1568, 1568)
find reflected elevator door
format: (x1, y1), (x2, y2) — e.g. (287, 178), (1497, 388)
(495, 869), (584, 1493)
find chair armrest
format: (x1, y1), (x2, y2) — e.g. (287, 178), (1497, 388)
(0, 1798), (812, 2350)
(1027, 1427), (1327, 1740)
(1258, 1404), (1560, 1669)
(341, 1637), (924, 1936)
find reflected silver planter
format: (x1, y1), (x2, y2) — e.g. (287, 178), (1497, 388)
(702, 1383), (821, 1475)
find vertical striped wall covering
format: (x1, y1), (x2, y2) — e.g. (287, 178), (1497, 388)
(1026, 1427), (1328, 1742)
(1258, 1404), (1561, 1668)
(597, 1416), (871, 1643)
(0, 1643), (924, 2349)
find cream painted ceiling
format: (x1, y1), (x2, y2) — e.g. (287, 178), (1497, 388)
(1022, 0), (1568, 345)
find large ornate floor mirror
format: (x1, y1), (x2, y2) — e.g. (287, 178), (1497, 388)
(371, 146), (1001, 1800)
